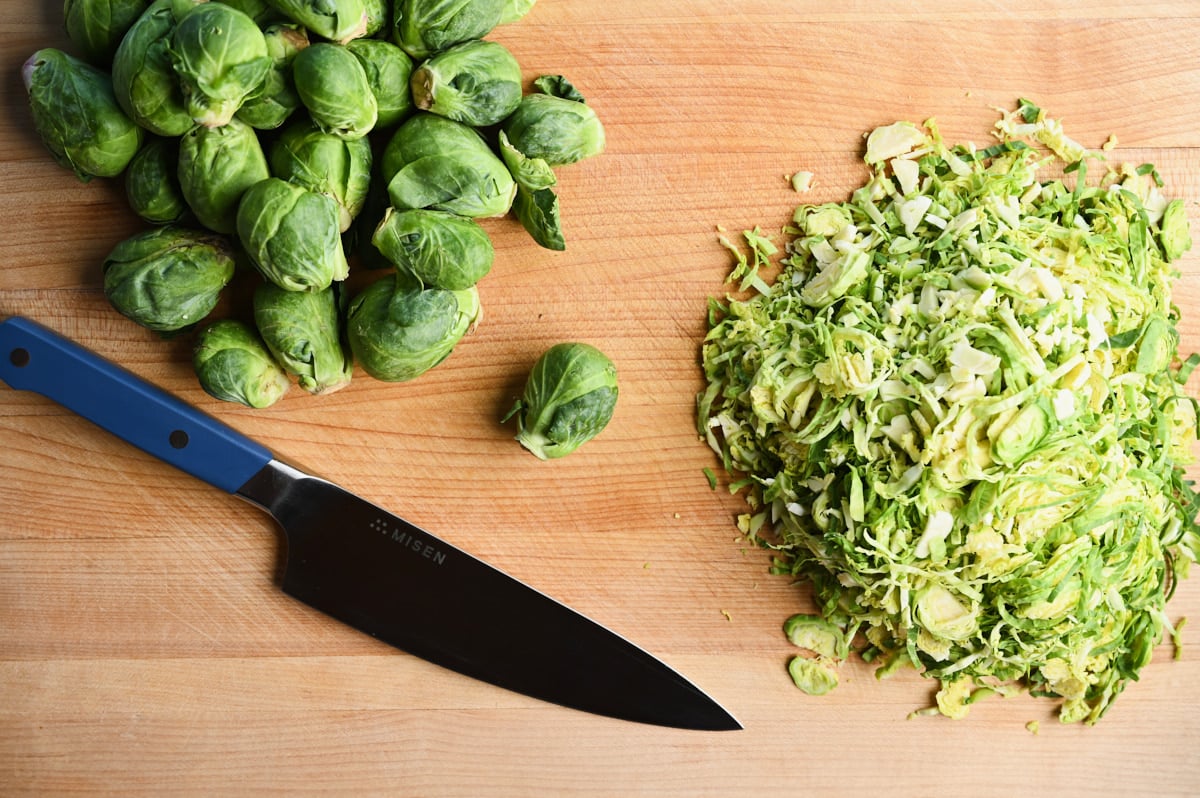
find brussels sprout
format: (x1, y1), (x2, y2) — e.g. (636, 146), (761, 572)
(178, 118), (270, 234)
(502, 90), (605, 167)
(346, 274), (480, 382)
(344, 38), (414, 130)
(125, 136), (188, 224)
(363, 0), (389, 34)
(103, 226), (236, 333)
(499, 0), (535, 24)
(170, 2), (272, 128)
(504, 342), (618, 459)
(392, 0), (506, 60)
(236, 23), (309, 130)
(372, 208), (493, 290)
(254, 282), (353, 395)
(410, 39), (522, 127)
(237, 178), (350, 292)
(63, 0), (149, 65)
(269, 121), (372, 232)
(111, 0), (193, 137)
(193, 319), (290, 407)
(263, 0), (371, 43)
(22, 48), (143, 182)
(380, 113), (515, 218)
(292, 43), (378, 141)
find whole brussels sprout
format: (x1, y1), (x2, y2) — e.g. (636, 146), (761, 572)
(346, 273), (480, 382)
(111, 0), (193, 137)
(504, 342), (618, 459)
(344, 38), (413, 130)
(410, 39), (521, 127)
(103, 226), (236, 333)
(253, 282), (353, 395)
(269, 121), (372, 232)
(236, 22), (309, 130)
(292, 43), (378, 141)
(392, 0), (506, 60)
(380, 113), (515, 218)
(125, 136), (188, 224)
(237, 178), (350, 292)
(502, 89), (605, 167)
(63, 0), (150, 65)
(22, 48), (143, 182)
(372, 208), (493, 290)
(178, 118), (270, 234)
(193, 319), (290, 408)
(263, 0), (371, 43)
(170, 2), (272, 128)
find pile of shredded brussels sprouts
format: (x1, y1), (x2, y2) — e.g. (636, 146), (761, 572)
(699, 100), (1200, 724)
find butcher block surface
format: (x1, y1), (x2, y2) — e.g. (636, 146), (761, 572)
(3, 1), (1200, 795)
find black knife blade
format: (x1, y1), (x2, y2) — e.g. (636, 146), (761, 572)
(0, 316), (740, 731)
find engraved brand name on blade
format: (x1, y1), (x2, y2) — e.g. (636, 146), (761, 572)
(369, 517), (447, 566)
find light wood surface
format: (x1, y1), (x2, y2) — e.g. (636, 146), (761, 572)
(4, 2), (1200, 795)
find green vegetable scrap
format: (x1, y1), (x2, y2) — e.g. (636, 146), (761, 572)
(698, 99), (1200, 725)
(24, 2), (606, 408)
(505, 342), (618, 459)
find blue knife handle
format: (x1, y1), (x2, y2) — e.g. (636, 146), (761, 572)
(0, 316), (272, 493)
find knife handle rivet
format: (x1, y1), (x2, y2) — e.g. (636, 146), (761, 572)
(8, 347), (30, 368)
(168, 429), (189, 449)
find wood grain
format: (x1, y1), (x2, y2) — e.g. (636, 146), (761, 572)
(3, 1), (1200, 795)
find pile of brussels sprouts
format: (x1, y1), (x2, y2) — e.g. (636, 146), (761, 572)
(24, 0), (609, 421)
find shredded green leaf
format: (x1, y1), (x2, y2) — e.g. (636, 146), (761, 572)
(699, 100), (1200, 724)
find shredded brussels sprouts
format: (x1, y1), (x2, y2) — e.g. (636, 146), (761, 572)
(699, 99), (1200, 724)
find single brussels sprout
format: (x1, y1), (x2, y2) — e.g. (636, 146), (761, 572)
(263, 0), (370, 43)
(504, 342), (618, 459)
(193, 319), (290, 407)
(178, 118), (270, 234)
(392, 0), (505, 60)
(372, 208), (493, 290)
(253, 282), (353, 395)
(346, 274), (480, 382)
(125, 136), (188, 224)
(269, 121), (372, 232)
(103, 226), (236, 333)
(502, 89), (605, 167)
(499, 0), (535, 24)
(170, 2), (272, 128)
(63, 0), (150, 65)
(236, 23), (309, 130)
(380, 113), (515, 218)
(292, 43), (378, 141)
(344, 38), (413, 130)
(237, 178), (350, 292)
(22, 48), (144, 182)
(111, 0), (193, 137)
(410, 39), (522, 128)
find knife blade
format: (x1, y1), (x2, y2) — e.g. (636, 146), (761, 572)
(0, 316), (740, 731)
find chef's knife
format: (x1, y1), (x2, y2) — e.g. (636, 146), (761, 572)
(0, 316), (740, 731)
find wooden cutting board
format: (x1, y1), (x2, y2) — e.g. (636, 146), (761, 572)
(3, 1), (1199, 794)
